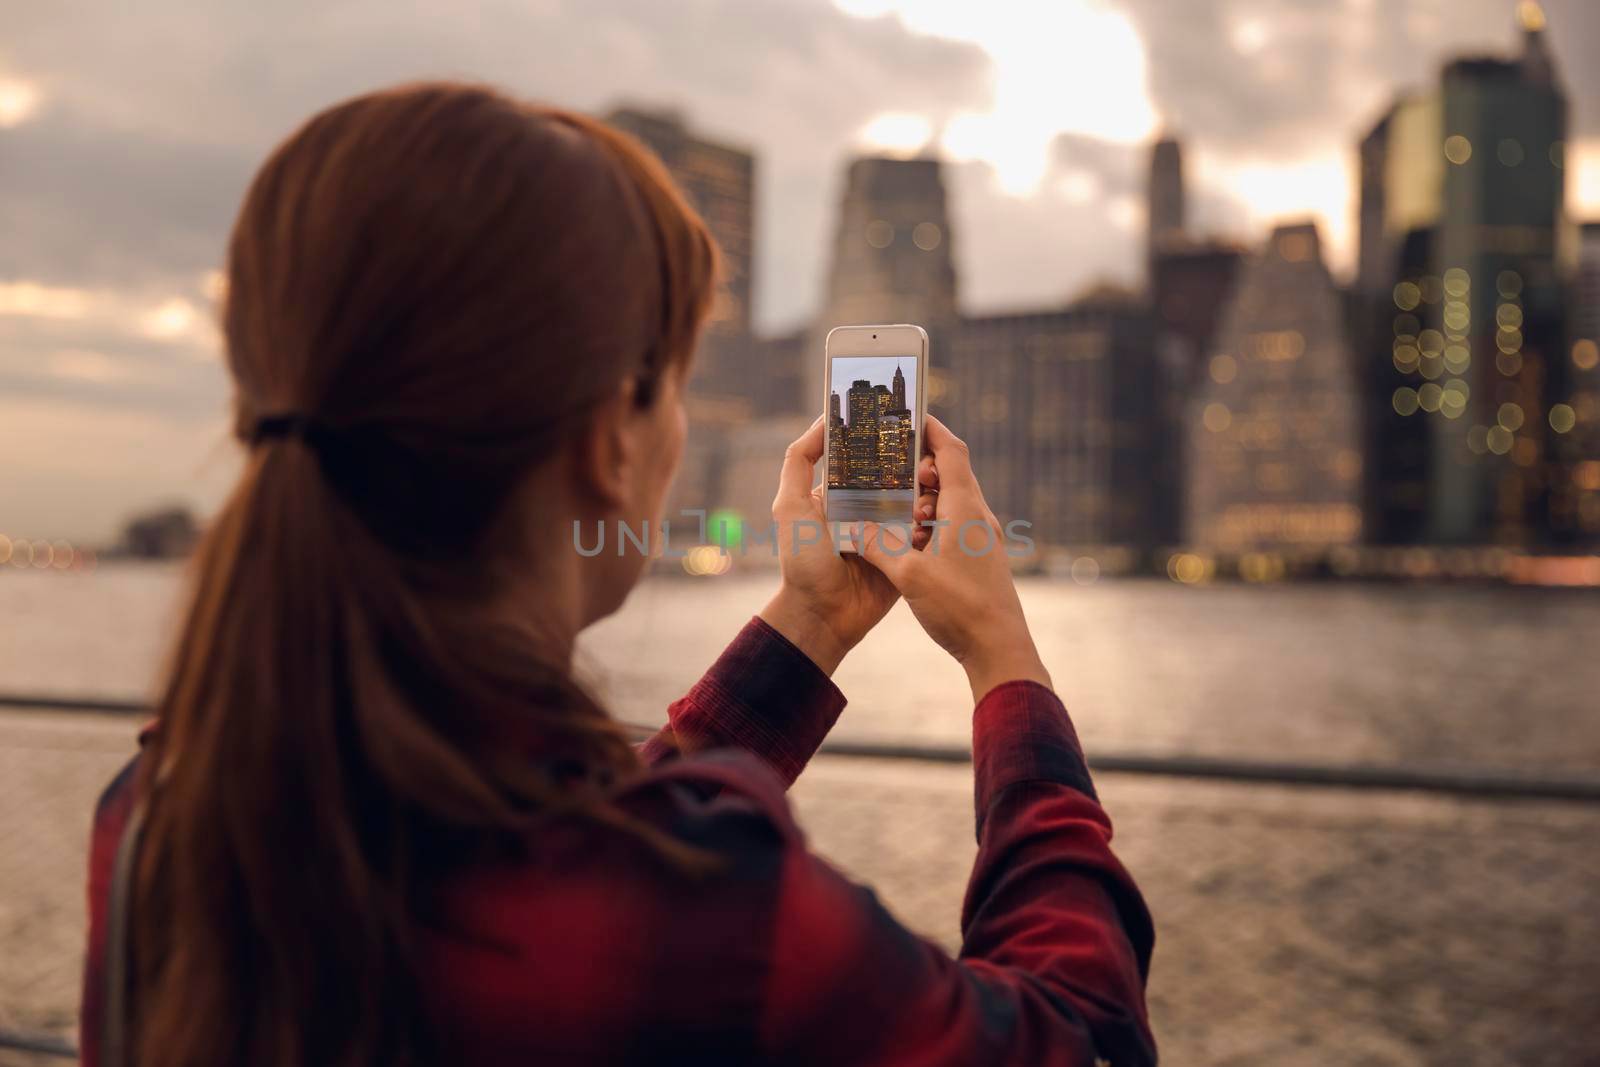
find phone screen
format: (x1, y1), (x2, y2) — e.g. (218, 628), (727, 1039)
(825, 353), (921, 525)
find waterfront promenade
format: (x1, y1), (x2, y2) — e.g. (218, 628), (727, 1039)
(5, 706), (1598, 1066)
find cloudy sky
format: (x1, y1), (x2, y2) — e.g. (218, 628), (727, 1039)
(3, 0), (1598, 542)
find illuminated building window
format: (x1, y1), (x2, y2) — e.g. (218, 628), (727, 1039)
(1254, 463), (1292, 492)
(1497, 402), (1525, 432)
(1393, 282), (1421, 311)
(1210, 354), (1237, 383)
(1278, 233), (1313, 262)
(1549, 404), (1576, 434)
(865, 219), (894, 248)
(912, 222), (942, 251)
(1444, 135), (1473, 165)
(1440, 382), (1468, 419)
(1251, 331), (1305, 361)
(1574, 340), (1599, 371)
(1331, 450), (1361, 482)
(1203, 402), (1232, 433)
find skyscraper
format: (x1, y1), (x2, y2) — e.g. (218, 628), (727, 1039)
(812, 157), (959, 408)
(1144, 133), (1246, 546)
(612, 106), (762, 529)
(1355, 102), (1435, 543)
(827, 389), (848, 489)
(1549, 222), (1600, 541)
(871, 385), (895, 484)
(1188, 224), (1364, 552)
(1146, 136), (1185, 282)
(605, 106), (756, 400)
(877, 412), (908, 489)
(945, 300), (1162, 549)
(845, 379), (881, 487)
(1577, 223), (1600, 345)
(1355, 4), (1568, 544)
(891, 363), (907, 411)
(749, 329), (807, 416)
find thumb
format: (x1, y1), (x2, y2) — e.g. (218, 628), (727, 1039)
(852, 520), (916, 585)
(773, 417), (825, 521)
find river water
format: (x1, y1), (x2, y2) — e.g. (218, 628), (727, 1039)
(8, 563), (1594, 773)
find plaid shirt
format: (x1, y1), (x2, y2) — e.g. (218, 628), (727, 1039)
(82, 616), (1155, 1065)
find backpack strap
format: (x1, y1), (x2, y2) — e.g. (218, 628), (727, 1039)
(103, 799), (148, 1067)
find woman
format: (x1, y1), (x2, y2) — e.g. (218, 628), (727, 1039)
(81, 83), (1154, 1066)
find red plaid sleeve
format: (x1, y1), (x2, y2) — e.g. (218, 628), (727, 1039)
(79, 723), (156, 1067)
(757, 680), (1156, 1066)
(638, 615), (845, 787)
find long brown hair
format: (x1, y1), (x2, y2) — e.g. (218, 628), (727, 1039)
(131, 83), (717, 1067)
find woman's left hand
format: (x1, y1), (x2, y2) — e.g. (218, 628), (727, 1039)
(758, 416), (914, 674)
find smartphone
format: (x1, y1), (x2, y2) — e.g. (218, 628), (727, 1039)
(822, 324), (928, 537)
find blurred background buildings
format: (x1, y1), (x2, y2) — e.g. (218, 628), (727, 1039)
(632, 4), (1599, 574)
(3, 3), (1595, 580)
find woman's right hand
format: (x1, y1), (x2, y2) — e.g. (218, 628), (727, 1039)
(852, 414), (1052, 703)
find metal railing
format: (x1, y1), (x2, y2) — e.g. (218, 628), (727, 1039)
(5, 691), (1599, 804)
(0, 1028), (76, 1059)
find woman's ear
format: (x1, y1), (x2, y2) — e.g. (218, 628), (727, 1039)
(571, 380), (640, 510)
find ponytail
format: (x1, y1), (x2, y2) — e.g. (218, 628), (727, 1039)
(133, 434), (667, 1066)
(134, 442), (431, 1066)
(126, 82), (718, 1067)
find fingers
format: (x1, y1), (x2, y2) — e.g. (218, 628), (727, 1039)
(917, 452), (939, 493)
(852, 520), (917, 585)
(920, 414), (975, 492)
(774, 416), (825, 519)
(911, 490), (938, 548)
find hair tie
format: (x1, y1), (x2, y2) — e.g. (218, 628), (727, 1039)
(250, 412), (317, 446)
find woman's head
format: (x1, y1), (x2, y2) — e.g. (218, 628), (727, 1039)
(225, 82), (716, 618)
(130, 83), (717, 1067)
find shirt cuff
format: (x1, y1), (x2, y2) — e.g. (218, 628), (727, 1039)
(644, 616), (847, 787)
(972, 679), (1097, 837)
